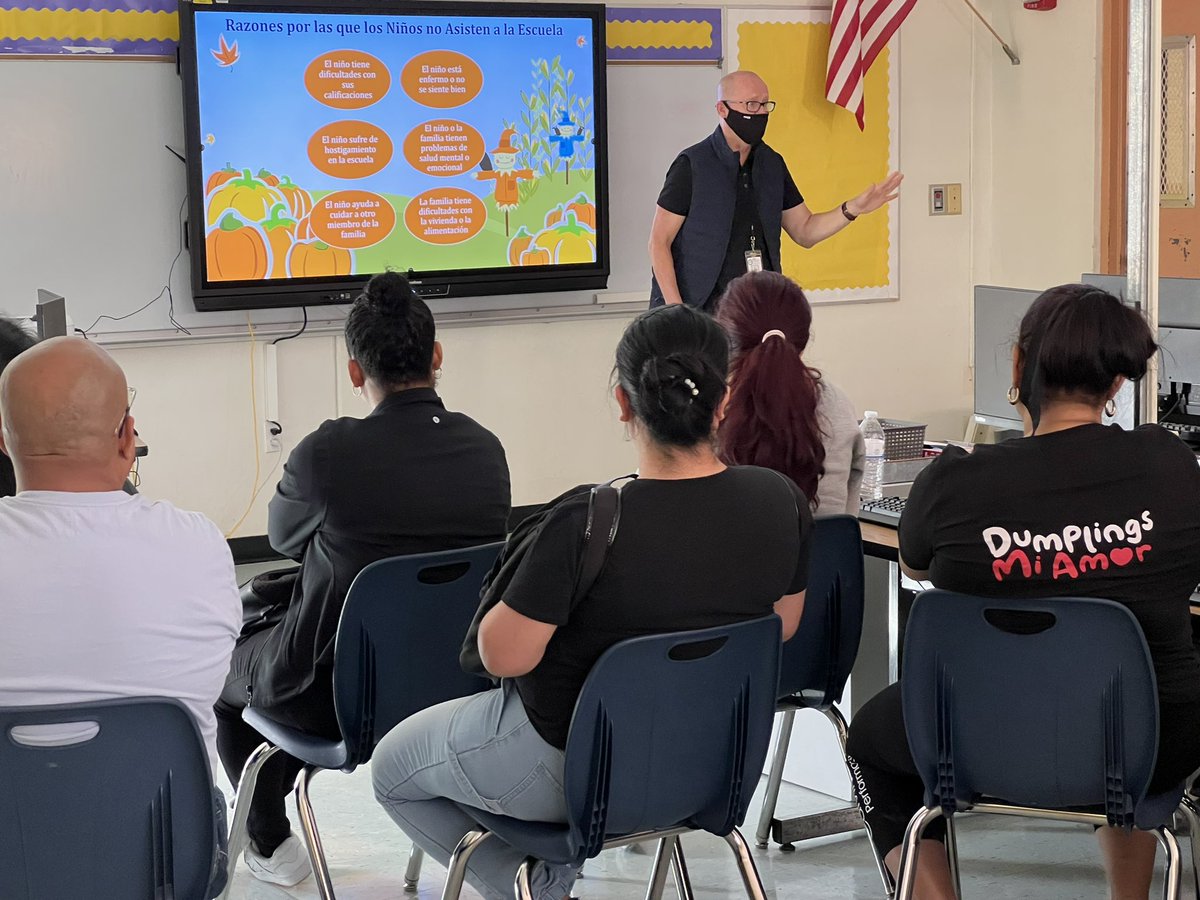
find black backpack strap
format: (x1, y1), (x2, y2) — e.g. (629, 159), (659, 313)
(574, 474), (635, 601)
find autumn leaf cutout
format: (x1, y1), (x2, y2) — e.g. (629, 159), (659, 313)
(212, 35), (240, 68)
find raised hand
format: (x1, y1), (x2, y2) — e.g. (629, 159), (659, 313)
(847, 171), (903, 216)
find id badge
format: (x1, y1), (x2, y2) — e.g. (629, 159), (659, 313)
(744, 250), (763, 273)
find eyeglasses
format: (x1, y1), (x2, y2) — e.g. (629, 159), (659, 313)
(724, 99), (776, 114)
(116, 386), (136, 438)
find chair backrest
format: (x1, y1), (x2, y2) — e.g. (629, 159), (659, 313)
(778, 514), (865, 704)
(902, 590), (1159, 828)
(333, 542), (502, 764)
(562, 617), (782, 857)
(0, 698), (220, 900)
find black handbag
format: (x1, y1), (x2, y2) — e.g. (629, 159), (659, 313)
(459, 476), (630, 677)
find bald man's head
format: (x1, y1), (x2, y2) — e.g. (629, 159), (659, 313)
(0, 338), (133, 488)
(718, 70), (769, 103)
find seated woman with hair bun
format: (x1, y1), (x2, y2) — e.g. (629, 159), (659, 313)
(215, 271), (511, 887)
(371, 303), (813, 900)
(845, 283), (1200, 900)
(716, 271), (864, 513)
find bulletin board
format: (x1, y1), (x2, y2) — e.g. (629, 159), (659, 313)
(728, 8), (900, 302)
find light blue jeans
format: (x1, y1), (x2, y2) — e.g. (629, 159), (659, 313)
(371, 682), (578, 900)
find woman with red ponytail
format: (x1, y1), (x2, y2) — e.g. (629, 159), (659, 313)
(716, 271), (864, 512)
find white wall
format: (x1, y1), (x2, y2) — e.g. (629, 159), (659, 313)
(41, 0), (1105, 535)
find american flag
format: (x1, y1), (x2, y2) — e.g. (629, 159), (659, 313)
(826, 0), (917, 130)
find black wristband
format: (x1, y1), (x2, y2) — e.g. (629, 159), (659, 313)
(841, 201), (858, 222)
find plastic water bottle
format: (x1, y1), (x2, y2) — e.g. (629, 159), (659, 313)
(860, 411), (886, 502)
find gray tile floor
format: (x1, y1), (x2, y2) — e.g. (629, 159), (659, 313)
(219, 764), (1194, 900)
(227, 563), (1192, 899)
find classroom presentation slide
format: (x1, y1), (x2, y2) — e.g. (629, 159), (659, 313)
(195, 10), (599, 283)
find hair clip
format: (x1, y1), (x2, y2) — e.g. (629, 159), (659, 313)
(683, 377), (699, 396)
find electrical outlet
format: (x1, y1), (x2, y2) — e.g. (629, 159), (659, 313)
(929, 183), (963, 216)
(264, 420), (282, 454)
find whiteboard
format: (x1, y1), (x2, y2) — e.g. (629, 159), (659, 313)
(1, 58), (719, 339)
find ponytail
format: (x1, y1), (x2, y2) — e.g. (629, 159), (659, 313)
(716, 272), (825, 506)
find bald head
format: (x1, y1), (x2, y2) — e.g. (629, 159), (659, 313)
(0, 337), (133, 490)
(718, 70), (769, 103)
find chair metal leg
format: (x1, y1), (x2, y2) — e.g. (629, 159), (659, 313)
(441, 830), (491, 900)
(823, 705), (895, 898)
(294, 766), (334, 900)
(755, 708), (796, 848)
(722, 828), (770, 900)
(403, 844), (425, 893)
(1152, 825), (1183, 900)
(1178, 795), (1200, 900)
(219, 741), (280, 900)
(895, 807), (944, 900)
(943, 815), (962, 900)
(670, 835), (696, 900)
(644, 837), (674, 900)
(514, 858), (535, 900)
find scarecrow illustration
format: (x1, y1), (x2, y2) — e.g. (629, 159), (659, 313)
(548, 110), (586, 185)
(475, 128), (535, 236)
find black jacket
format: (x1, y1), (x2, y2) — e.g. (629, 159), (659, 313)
(251, 388), (511, 732)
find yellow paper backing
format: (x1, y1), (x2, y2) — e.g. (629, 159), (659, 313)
(736, 20), (892, 291)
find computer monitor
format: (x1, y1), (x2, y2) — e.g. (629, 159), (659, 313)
(973, 285), (1039, 430)
(34, 290), (67, 340)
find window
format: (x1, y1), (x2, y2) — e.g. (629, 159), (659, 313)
(1161, 35), (1196, 208)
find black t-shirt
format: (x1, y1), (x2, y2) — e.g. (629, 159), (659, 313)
(657, 150), (804, 308)
(899, 424), (1200, 705)
(504, 466), (813, 748)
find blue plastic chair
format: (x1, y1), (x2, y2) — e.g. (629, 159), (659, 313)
(225, 542), (502, 900)
(895, 591), (1195, 900)
(0, 697), (225, 900)
(755, 515), (870, 833)
(436, 616), (782, 900)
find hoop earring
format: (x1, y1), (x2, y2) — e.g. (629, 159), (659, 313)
(352, 386), (363, 399)
(1104, 398), (1117, 417)
(1006, 386), (1020, 405)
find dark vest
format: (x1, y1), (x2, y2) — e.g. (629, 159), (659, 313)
(651, 128), (786, 308)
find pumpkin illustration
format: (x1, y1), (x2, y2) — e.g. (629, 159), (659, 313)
(507, 226), (534, 266)
(519, 246), (552, 266)
(206, 169), (283, 227)
(287, 240), (353, 278)
(277, 176), (314, 221)
(528, 212), (597, 264)
(206, 212), (271, 281)
(261, 203), (297, 279)
(257, 168), (281, 187)
(205, 162), (239, 196)
(544, 203), (567, 229)
(566, 194), (597, 230)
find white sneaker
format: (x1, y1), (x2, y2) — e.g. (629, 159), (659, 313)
(244, 834), (312, 887)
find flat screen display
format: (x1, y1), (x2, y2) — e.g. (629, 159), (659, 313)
(179, 0), (608, 311)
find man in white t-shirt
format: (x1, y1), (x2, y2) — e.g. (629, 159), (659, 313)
(0, 337), (241, 769)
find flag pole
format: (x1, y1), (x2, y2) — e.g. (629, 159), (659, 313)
(960, 0), (1021, 65)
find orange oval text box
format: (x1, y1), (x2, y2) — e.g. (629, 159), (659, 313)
(309, 190), (397, 249)
(402, 120), (486, 177)
(400, 50), (484, 109)
(304, 50), (392, 110)
(404, 188), (486, 245)
(307, 121), (393, 179)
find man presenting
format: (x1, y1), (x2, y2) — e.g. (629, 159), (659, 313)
(648, 70), (902, 311)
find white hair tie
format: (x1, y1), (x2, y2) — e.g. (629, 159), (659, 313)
(761, 329), (787, 343)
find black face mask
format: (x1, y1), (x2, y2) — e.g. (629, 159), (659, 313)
(722, 103), (769, 146)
